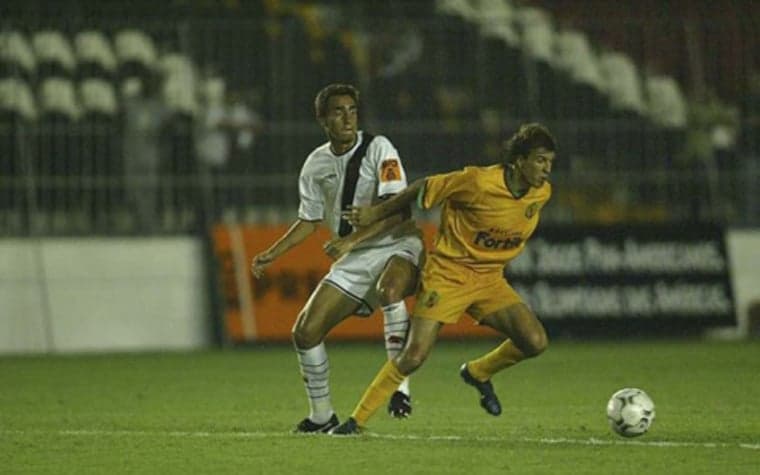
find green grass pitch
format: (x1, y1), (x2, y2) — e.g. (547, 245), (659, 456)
(1, 340), (759, 474)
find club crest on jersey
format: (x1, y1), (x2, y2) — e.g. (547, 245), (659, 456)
(421, 290), (440, 308)
(525, 202), (540, 218)
(380, 159), (401, 182)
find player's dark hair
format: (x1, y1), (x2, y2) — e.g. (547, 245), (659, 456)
(314, 83), (360, 120)
(502, 123), (557, 164)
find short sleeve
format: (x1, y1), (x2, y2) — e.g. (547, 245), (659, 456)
(420, 167), (474, 209)
(297, 168), (324, 221)
(369, 136), (408, 197)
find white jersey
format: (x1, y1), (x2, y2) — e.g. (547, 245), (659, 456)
(298, 131), (411, 249)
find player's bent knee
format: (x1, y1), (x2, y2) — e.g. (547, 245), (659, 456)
(396, 347), (428, 375)
(375, 281), (405, 305)
(291, 316), (324, 349)
(292, 329), (320, 350)
(522, 330), (548, 357)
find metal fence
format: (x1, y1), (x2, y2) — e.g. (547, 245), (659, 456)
(1, 3), (758, 236)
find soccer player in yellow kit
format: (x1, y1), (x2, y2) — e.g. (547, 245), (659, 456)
(331, 123), (557, 434)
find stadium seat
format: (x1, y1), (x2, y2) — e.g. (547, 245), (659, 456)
(473, 0), (523, 114)
(598, 51), (648, 166)
(0, 31), (37, 81)
(37, 77), (81, 218)
(163, 74), (199, 118)
(74, 30), (117, 80)
(163, 74), (200, 226)
(160, 52), (195, 80)
(79, 78), (119, 229)
(38, 77), (81, 120)
(160, 52), (199, 114)
(477, 0), (520, 49)
(0, 77), (38, 122)
(516, 6), (555, 66)
(473, 0), (516, 25)
(554, 29), (609, 118)
(645, 74), (687, 130)
(79, 78), (118, 117)
(119, 76), (143, 100)
(114, 29), (158, 82)
(32, 30), (77, 79)
(477, 10), (518, 48)
(515, 6), (560, 118)
(433, 0), (481, 88)
(553, 29), (612, 158)
(435, 0), (480, 21)
(0, 78), (37, 217)
(200, 75), (225, 105)
(598, 51), (646, 117)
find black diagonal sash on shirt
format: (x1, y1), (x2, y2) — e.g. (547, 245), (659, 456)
(338, 132), (375, 237)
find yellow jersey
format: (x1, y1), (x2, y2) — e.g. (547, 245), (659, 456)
(419, 164), (551, 272)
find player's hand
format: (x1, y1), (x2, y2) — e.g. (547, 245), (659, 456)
(342, 205), (380, 227)
(323, 237), (354, 261)
(251, 250), (276, 279)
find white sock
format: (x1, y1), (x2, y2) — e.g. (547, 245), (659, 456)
(382, 301), (411, 396)
(295, 342), (333, 424)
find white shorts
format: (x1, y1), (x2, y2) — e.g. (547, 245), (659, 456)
(323, 234), (424, 316)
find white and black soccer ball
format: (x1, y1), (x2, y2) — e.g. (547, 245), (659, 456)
(606, 388), (655, 437)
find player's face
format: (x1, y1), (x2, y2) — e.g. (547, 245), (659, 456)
(322, 94), (358, 145)
(518, 147), (555, 187)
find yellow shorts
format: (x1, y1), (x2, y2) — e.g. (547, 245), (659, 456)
(413, 253), (523, 324)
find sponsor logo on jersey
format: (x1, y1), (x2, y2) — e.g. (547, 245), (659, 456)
(473, 231), (523, 250)
(380, 159), (401, 182)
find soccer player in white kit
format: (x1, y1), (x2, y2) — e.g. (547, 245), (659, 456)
(251, 84), (424, 433)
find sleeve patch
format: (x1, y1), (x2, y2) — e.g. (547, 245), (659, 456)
(380, 159), (401, 183)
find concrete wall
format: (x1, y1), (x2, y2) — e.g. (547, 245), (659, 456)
(726, 230), (760, 336)
(0, 238), (210, 354)
(2, 228), (758, 353)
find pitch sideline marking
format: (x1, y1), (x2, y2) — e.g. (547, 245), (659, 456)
(2, 428), (759, 451)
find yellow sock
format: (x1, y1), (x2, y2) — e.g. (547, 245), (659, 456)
(351, 360), (405, 426)
(467, 339), (525, 382)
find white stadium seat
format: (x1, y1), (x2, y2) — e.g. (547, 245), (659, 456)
(645, 74), (687, 129)
(32, 30), (77, 74)
(38, 77), (81, 120)
(555, 29), (604, 92)
(599, 51), (646, 115)
(0, 77), (38, 120)
(114, 29), (158, 68)
(163, 75), (199, 116)
(0, 30), (37, 77)
(79, 78), (118, 116)
(201, 76), (226, 105)
(474, 0), (515, 25)
(476, 0), (519, 47)
(516, 6), (556, 65)
(160, 52), (195, 79)
(435, 0), (480, 21)
(74, 31), (118, 75)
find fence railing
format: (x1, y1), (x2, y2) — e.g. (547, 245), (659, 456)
(2, 118), (757, 237)
(2, 9), (758, 236)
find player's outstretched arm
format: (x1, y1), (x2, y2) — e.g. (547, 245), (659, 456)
(343, 178), (426, 227)
(251, 219), (320, 278)
(323, 212), (407, 260)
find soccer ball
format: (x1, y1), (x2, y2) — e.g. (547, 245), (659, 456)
(606, 388), (655, 437)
